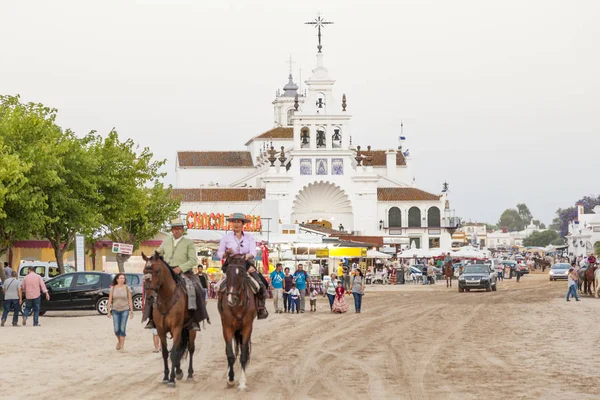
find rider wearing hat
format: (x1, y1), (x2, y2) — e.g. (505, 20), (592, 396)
(217, 213), (269, 320)
(143, 218), (209, 331)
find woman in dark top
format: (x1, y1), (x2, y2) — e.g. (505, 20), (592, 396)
(283, 267), (294, 313)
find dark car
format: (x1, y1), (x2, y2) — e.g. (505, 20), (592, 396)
(458, 264), (497, 292)
(21, 272), (118, 315)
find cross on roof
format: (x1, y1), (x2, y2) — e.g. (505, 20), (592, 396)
(305, 13), (334, 53)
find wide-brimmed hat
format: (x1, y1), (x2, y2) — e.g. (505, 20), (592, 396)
(169, 218), (186, 228)
(227, 213), (251, 224)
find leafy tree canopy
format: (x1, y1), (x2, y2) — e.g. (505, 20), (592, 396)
(522, 230), (562, 247)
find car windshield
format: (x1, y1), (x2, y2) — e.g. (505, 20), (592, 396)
(552, 263), (570, 270)
(464, 266), (489, 274)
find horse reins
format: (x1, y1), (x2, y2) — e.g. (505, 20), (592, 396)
(146, 258), (183, 330)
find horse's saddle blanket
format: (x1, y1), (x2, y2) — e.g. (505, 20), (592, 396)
(217, 274), (259, 295)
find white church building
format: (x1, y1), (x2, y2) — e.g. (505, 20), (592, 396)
(173, 23), (458, 250)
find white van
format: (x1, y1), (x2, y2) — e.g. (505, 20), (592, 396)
(17, 260), (75, 281)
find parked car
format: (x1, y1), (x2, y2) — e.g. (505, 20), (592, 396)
(17, 261), (75, 282)
(20, 272), (134, 315)
(458, 264), (497, 292)
(549, 263), (570, 281)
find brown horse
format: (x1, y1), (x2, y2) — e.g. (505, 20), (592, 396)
(218, 254), (257, 390)
(443, 263), (453, 287)
(583, 265), (598, 295)
(143, 252), (197, 386)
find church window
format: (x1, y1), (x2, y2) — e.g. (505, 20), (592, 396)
(316, 129), (326, 148)
(300, 158), (312, 175)
(316, 159), (328, 175)
(301, 127), (310, 149)
(286, 109), (294, 126)
(408, 207), (421, 227)
(332, 127), (342, 148)
(332, 158), (343, 175)
(427, 207), (441, 227)
(388, 207), (402, 228)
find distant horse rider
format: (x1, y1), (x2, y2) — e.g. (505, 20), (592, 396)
(143, 218), (209, 331)
(217, 213), (269, 320)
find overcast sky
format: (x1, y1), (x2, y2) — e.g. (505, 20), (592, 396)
(1, 0), (598, 226)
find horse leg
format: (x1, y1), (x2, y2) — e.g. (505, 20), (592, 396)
(169, 328), (182, 385)
(224, 328), (236, 387)
(238, 328), (251, 391)
(160, 335), (170, 383)
(187, 330), (196, 380)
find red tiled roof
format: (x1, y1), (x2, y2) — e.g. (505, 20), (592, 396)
(172, 188), (265, 202)
(177, 151), (254, 167)
(300, 224), (348, 235)
(377, 187), (441, 201)
(245, 127), (293, 145)
(369, 150), (406, 166)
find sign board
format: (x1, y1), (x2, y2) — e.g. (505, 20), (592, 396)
(75, 234), (85, 272)
(186, 212), (262, 232)
(112, 242), (134, 255)
(316, 249), (330, 258)
(329, 247), (367, 258)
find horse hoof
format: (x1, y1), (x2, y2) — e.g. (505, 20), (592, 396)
(176, 371), (184, 381)
(227, 380), (235, 387)
(167, 381), (176, 387)
(187, 376), (194, 381)
(238, 384), (247, 391)
(162, 379), (169, 384)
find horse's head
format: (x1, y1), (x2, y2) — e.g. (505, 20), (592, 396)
(225, 255), (247, 307)
(143, 251), (167, 293)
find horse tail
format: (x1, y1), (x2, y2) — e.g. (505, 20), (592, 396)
(234, 329), (242, 357)
(171, 328), (190, 363)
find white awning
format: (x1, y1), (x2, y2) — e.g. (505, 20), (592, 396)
(366, 250), (392, 259)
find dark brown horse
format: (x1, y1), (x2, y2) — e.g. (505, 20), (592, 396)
(443, 263), (453, 287)
(143, 252), (197, 386)
(583, 265), (598, 295)
(218, 254), (257, 390)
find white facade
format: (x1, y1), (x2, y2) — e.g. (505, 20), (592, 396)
(567, 204), (600, 257)
(174, 42), (456, 250)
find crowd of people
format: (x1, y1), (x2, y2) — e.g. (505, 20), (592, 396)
(269, 262), (366, 314)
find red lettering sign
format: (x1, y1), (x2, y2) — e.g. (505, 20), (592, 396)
(185, 212), (262, 232)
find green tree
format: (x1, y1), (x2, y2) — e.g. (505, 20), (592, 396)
(522, 230), (561, 247)
(91, 131), (180, 272)
(38, 133), (104, 273)
(0, 95), (64, 277)
(516, 203), (533, 226)
(498, 209), (526, 232)
(531, 219), (546, 229)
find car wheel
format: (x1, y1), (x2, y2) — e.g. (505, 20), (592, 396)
(458, 286), (463, 293)
(486, 283), (492, 292)
(492, 283), (497, 291)
(132, 294), (143, 311)
(96, 297), (109, 315)
(465, 288), (470, 292)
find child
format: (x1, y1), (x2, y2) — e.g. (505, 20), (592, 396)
(309, 286), (318, 312)
(332, 280), (348, 313)
(289, 283), (300, 313)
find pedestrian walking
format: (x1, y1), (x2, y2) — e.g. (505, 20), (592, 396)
(324, 274), (338, 311)
(270, 263), (285, 313)
(309, 286), (318, 311)
(152, 328), (161, 353)
(332, 281), (349, 313)
(1, 271), (22, 327)
(283, 267), (293, 313)
(289, 284), (300, 313)
(566, 267), (580, 302)
(22, 267), (49, 327)
(515, 263), (522, 283)
(197, 266), (209, 300)
(107, 273), (134, 352)
(293, 264), (309, 312)
(4, 262), (12, 280)
(351, 269), (365, 313)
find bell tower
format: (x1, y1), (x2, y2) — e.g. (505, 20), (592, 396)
(272, 55), (305, 127)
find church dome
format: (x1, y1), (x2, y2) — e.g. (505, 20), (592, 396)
(282, 74), (299, 97)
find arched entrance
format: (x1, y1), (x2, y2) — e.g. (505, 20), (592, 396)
(292, 181), (353, 231)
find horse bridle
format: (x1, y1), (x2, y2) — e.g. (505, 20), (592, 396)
(225, 255), (249, 307)
(144, 257), (182, 318)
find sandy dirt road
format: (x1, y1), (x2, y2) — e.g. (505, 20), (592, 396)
(2, 273), (599, 400)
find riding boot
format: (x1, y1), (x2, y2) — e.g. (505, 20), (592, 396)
(249, 271), (269, 320)
(143, 299), (155, 329)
